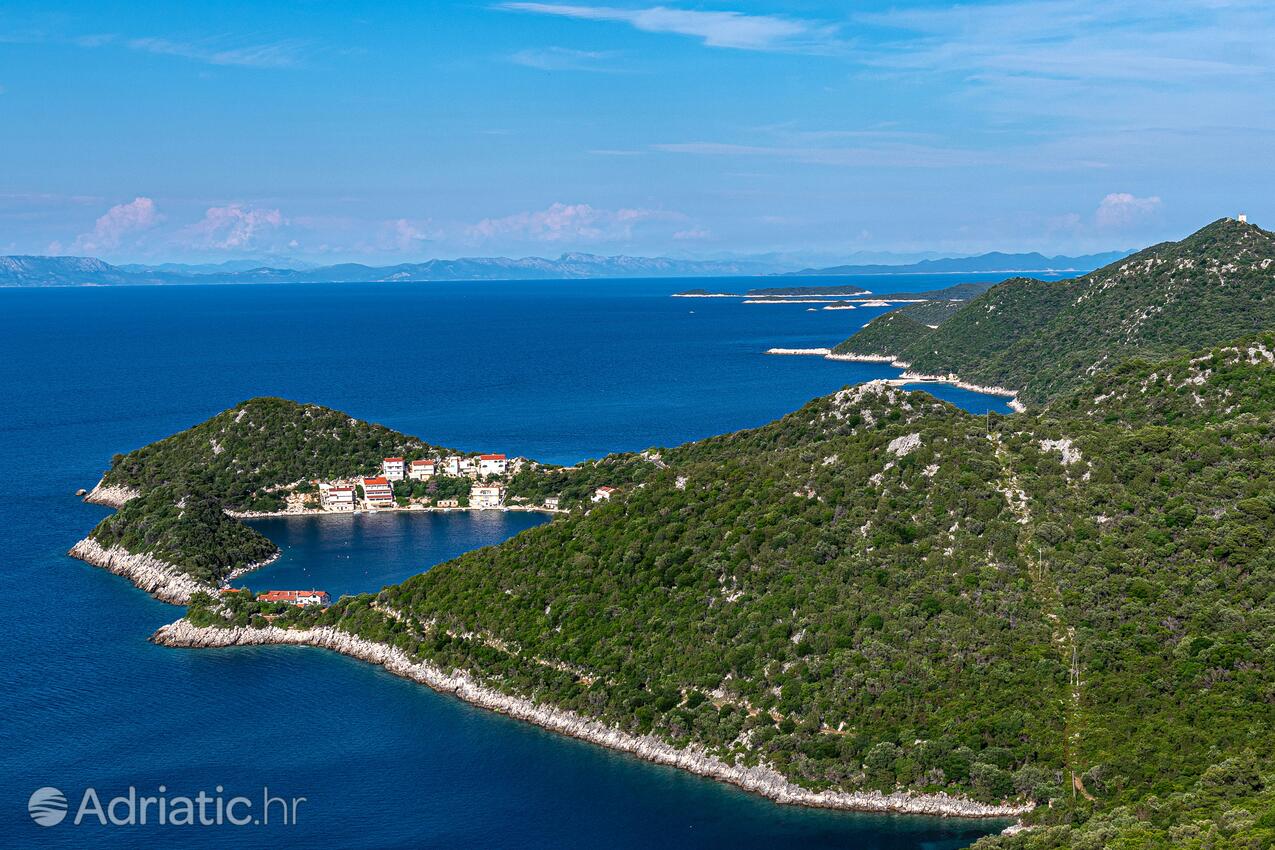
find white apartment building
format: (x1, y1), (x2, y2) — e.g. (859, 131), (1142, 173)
(478, 454), (508, 476)
(442, 456), (461, 476)
(382, 457), (405, 481)
(469, 483), (505, 509)
(319, 483), (356, 512)
(408, 459), (436, 480)
(362, 476), (395, 507)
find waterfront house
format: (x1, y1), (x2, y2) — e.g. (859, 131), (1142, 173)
(593, 486), (617, 502)
(470, 483), (505, 509)
(436, 498), (459, 508)
(319, 483), (356, 512)
(408, 459), (436, 480)
(478, 453), (508, 476)
(382, 457), (405, 481)
(544, 496), (560, 510)
(362, 476), (395, 507)
(260, 589), (331, 607)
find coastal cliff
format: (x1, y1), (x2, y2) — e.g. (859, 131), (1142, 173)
(68, 537), (213, 603)
(764, 348), (1025, 410)
(68, 537), (278, 603)
(83, 479), (139, 508)
(152, 618), (1030, 820)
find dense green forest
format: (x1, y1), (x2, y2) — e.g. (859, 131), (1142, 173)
(92, 221), (1275, 846)
(182, 329), (1275, 846)
(833, 310), (935, 359)
(90, 487), (278, 583)
(101, 396), (457, 511)
(835, 219), (1275, 405)
(86, 397), (467, 580)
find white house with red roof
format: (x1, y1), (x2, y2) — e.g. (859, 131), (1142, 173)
(592, 486), (617, 502)
(478, 453), (507, 476)
(260, 589), (331, 607)
(382, 457), (405, 481)
(408, 459), (436, 481)
(319, 482), (355, 512)
(362, 476), (395, 507)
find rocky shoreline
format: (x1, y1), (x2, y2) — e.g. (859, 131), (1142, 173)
(824, 352), (899, 364)
(766, 349), (1026, 411)
(83, 479), (140, 508)
(152, 619), (1032, 821)
(68, 537), (279, 604)
(68, 537), (213, 603)
(892, 371), (1026, 413)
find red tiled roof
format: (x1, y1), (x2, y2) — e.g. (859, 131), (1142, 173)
(261, 589), (329, 602)
(384, 457), (404, 463)
(410, 459), (434, 466)
(479, 454), (506, 461)
(363, 477), (390, 486)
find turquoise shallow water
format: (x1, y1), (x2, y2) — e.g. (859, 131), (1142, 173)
(0, 276), (1020, 847)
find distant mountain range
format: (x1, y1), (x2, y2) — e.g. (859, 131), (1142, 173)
(0, 248), (1133, 287)
(0, 253), (780, 287)
(782, 250), (1131, 277)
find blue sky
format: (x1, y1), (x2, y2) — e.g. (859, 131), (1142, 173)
(1, 1), (1272, 264)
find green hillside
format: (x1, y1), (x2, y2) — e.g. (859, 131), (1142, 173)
(86, 397), (461, 582)
(181, 334), (1275, 846)
(90, 487), (278, 583)
(833, 310), (945, 358)
(836, 219), (1275, 404)
(102, 396), (454, 512)
(77, 222), (1275, 846)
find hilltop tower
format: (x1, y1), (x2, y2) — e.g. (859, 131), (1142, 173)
(1238, 213), (1247, 223)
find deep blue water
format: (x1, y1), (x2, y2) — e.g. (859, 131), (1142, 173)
(0, 276), (1018, 848)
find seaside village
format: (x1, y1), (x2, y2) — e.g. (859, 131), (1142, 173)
(310, 453), (523, 513)
(232, 454), (625, 608)
(294, 453), (619, 515)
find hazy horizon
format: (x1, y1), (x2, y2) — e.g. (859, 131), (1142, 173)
(2, 1), (1271, 264)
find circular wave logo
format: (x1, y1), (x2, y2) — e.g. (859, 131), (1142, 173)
(28, 787), (68, 827)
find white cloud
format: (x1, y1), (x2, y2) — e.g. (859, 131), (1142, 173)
(183, 204), (285, 249)
(385, 218), (439, 252)
(500, 3), (839, 52)
(673, 228), (711, 240)
(467, 202), (679, 244)
(73, 197), (162, 252)
(124, 37), (305, 68)
(1095, 193), (1161, 228)
(510, 46), (615, 71)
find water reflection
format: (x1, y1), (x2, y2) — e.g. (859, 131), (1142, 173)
(240, 510), (551, 598)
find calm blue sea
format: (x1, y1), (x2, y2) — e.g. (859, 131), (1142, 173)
(0, 275), (1025, 848)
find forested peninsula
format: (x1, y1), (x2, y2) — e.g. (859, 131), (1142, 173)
(835, 218), (1275, 407)
(73, 219), (1275, 846)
